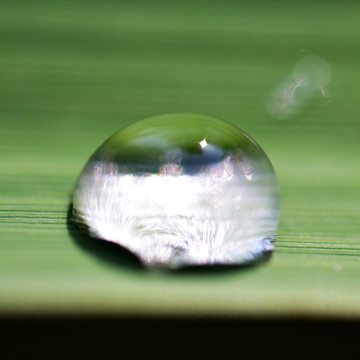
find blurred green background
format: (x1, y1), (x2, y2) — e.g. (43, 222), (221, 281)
(1, 0), (360, 319)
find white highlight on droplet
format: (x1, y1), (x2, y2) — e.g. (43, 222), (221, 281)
(267, 54), (332, 120)
(199, 138), (208, 149)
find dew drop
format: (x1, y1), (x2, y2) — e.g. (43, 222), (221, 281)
(72, 114), (281, 268)
(267, 54), (332, 120)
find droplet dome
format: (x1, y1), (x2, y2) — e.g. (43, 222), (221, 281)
(72, 114), (280, 268)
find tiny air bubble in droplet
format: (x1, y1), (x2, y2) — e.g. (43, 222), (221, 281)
(72, 114), (281, 268)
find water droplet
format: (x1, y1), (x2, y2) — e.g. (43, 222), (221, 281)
(267, 54), (332, 120)
(72, 114), (280, 268)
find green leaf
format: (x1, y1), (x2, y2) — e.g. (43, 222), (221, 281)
(1, 0), (360, 319)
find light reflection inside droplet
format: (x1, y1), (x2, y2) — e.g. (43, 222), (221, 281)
(199, 138), (208, 150)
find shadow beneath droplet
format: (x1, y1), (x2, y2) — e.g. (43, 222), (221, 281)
(67, 203), (144, 271)
(67, 203), (273, 275)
